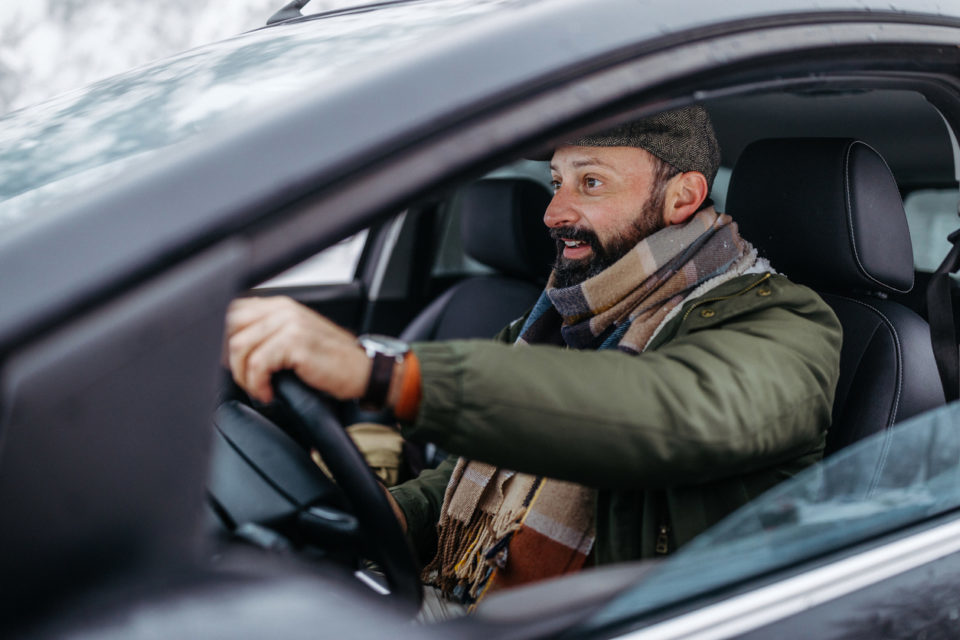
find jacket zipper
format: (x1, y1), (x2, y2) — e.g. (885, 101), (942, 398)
(680, 272), (773, 324)
(653, 273), (773, 556)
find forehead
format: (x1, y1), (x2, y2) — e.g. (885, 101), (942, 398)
(549, 145), (657, 175)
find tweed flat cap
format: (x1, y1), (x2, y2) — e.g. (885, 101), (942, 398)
(547, 106), (721, 189)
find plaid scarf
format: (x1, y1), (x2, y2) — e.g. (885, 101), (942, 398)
(423, 208), (755, 605)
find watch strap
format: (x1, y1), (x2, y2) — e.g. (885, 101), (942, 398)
(361, 351), (396, 408)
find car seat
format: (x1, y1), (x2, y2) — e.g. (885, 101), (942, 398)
(726, 138), (945, 455)
(400, 177), (555, 343)
(365, 178), (554, 471)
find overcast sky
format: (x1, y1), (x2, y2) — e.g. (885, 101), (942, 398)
(0, 0), (354, 116)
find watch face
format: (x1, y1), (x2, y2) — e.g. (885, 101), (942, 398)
(358, 334), (409, 358)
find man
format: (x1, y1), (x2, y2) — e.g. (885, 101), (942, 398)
(227, 106), (841, 607)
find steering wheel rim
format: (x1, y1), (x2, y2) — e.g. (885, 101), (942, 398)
(271, 372), (422, 611)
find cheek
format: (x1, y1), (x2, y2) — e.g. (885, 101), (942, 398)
(583, 204), (623, 240)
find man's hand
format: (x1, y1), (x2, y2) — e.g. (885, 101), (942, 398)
(226, 296), (370, 404)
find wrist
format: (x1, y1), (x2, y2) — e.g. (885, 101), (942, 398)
(386, 355), (406, 409)
(356, 334), (409, 409)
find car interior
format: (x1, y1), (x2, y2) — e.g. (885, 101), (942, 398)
(9, 73), (960, 636)
(203, 83), (960, 625)
(255, 86), (957, 437)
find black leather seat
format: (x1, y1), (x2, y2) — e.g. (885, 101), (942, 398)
(401, 177), (554, 342)
(726, 138), (945, 455)
(397, 177), (553, 469)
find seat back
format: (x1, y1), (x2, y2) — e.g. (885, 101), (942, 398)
(401, 178), (554, 342)
(727, 138), (944, 455)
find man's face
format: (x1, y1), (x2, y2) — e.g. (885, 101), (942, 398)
(545, 145), (669, 288)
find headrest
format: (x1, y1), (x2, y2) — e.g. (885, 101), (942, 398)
(459, 178), (555, 283)
(727, 138), (914, 295)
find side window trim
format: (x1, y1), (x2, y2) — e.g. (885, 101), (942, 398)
(367, 212), (408, 300)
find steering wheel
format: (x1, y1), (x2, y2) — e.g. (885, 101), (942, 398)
(209, 371), (422, 612)
(269, 372), (422, 611)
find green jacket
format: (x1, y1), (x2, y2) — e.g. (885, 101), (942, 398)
(390, 273), (841, 565)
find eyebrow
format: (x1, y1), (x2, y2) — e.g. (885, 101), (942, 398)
(550, 156), (616, 172)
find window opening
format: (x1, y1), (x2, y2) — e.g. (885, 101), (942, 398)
(257, 230), (368, 287)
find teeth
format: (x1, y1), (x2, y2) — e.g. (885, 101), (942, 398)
(564, 240), (582, 247)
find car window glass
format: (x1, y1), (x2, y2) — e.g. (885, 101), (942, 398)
(257, 231), (368, 287)
(711, 166), (732, 212)
(903, 189), (960, 271)
(586, 401), (960, 630)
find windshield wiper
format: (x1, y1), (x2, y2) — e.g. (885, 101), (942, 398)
(267, 0), (313, 25)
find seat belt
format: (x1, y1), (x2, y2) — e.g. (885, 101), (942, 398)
(927, 228), (960, 402)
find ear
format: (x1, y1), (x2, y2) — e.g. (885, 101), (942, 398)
(662, 171), (709, 226)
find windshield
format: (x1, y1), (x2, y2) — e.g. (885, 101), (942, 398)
(0, 0), (532, 234)
(583, 401), (960, 630)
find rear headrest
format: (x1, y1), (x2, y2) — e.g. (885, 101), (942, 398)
(727, 138), (914, 295)
(459, 178), (555, 283)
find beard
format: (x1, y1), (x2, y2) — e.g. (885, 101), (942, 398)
(551, 191), (667, 289)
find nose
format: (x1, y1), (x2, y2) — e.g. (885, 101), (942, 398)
(543, 187), (579, 229)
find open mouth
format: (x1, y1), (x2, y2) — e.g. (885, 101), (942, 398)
(552, 227), (597, 248)
(560, 238), (593, 259)
(551, 227), (600, 263)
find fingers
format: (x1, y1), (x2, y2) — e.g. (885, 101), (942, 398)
(224, 296), (370, 403)
(230, 322), (291, 403)
(226, 296), (289, 338)
(226, 297), (301, 402)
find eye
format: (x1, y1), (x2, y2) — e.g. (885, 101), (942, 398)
(585, 177), (603, 189)
(550, 179), (561, 192)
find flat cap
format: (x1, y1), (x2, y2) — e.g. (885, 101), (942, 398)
(545, 106), (721, 189)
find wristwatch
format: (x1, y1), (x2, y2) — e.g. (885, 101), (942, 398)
(356, 334), (410, 408)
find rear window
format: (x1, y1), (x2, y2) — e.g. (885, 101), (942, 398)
(903, 188), (960, 271)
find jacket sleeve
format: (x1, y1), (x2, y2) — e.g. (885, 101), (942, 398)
(388, 455), (457, 562)
(386, 313), (529, 555)
(401, 277), (842, 490)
